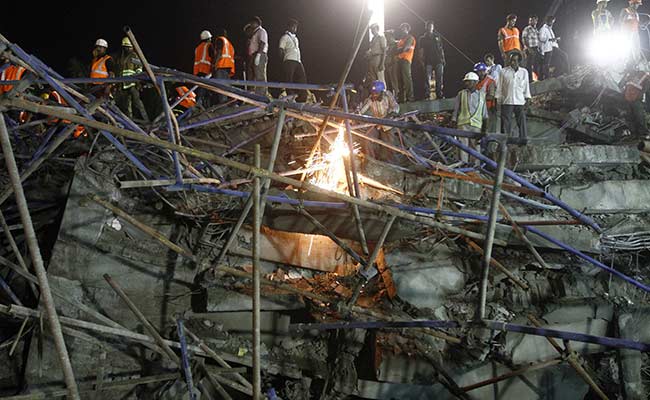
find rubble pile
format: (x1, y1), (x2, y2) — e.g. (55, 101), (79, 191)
(1, 32), (650, 400)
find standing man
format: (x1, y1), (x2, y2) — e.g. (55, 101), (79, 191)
(452, 72), (488, 163)
(115, 37), (148, 121)
(592, 0), (614, 34)
(496, 51), (531, 142)
(521, 15), (541, 82)
(620, 0), (643, 62)
(90, 38), (114, 97)
(213, 29), (236, 104)
(418, 20), (446, 100)
(194, 30), (213, 107)
(396, 23), (416, 103)
(247, 16), (269, 96)
(475, 62), (497, 133)
(279, 19), (308, 102)
(384, 30), (400, 101)
(498, 14), (522, 64)
(366, 23), (387, 84)
(538, 16), (560, 80)
(622, 67), (650, 137)
(357, 80), (399, 160)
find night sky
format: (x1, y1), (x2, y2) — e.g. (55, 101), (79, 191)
(2, 0), (638, 95)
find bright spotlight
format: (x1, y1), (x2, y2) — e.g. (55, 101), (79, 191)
(586, 32), (633, 67)
(368, 0), (385, 38)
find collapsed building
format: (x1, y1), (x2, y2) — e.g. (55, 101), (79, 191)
(1, 24), (650, 400)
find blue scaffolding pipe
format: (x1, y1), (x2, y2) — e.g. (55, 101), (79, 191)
(0, 274), (23, 306)
(179, 106), (262, 132)
(158, 79), (183, 183)
(176, 319), (197, 400)
(3, 40), (153, 177)
(288, 319), (650, 352)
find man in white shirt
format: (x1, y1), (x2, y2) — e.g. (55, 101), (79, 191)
(538, 16), (560, 80)
(246, 16), (269, 96)
(279, 19), (307, 102)
(496, 51), (531, 141)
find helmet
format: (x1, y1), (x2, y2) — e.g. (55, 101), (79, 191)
(473, 62), (488, 72)
(121, 37), (132, 47)
(596, 0), (609, 3)
(400, 22), (411, 32)
(95, 38), (108, 48)
(200, 30), (213, 40)
(463, 72), (479, 81)
(371, 80), (386, 93)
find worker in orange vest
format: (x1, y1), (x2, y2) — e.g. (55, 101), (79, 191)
(396, 22), (416, 103)
(213, 29), (236, 104)
(44, 91), (87, 138)
(474, 62), (497, 134)
(0, 63), (27, 95)
(498, 14), (522, 63)
(194, 30), (214, 107)
(174, 86), (197, 116)
(90, 38), (114, 97)
(620, 0), (644, 62)
(622, 68), (650, 138)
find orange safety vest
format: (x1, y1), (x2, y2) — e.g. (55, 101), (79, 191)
(193, 41), (213, 76)
(500, 26), (521, 53)
(215, 36), (236, 76)
(476, 76), (497, 110)
(397, 36), (416, 63)
(90, 55), (112, 81)
(48, 91), (86, 137)
(0, 65), (27, 94)
(175, 86), (197, 109)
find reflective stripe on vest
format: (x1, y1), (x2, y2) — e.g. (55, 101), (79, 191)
(0, 65), (27, 94)
(397, 36), (416, 62)
(122, 68), (139, 89)
(623, 8), (640, 31)
(457, 90), (486, 129)
(476, 76), (496, 110)
(194, 42), (213, 76)
(175, 86), (197, 109)
(500, 27), (521, 52)
(91, 55), (111, 80)
(215, 36), (236, 76)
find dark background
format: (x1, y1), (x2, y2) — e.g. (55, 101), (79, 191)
(2, 0), (643, 96)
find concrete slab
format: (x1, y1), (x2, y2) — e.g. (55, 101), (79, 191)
(387, 246), (466, 309)
(549, 180), (650, 214)
(513, 145), (640, 171)
(399, 98), (455, 114)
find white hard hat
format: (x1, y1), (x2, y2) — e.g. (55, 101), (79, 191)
(95, 38), (108, 48)
(463, 72), (479, 81)
(200, 30), (212, 40)
(596, 0), (609, 3)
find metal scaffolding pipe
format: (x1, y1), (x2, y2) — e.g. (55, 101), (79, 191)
(0, 113), (80, 399)
(478, 141), (508, 320)
(252, 144), (262, 400)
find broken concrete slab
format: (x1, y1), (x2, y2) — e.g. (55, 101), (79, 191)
(206, 286), (305, 312)
(549, 180), (650, 214)
(513, 145), (640, 171)
(399, 98), (455, 114)
(618, 310), (650, 400)
(387, 245), (466, 309)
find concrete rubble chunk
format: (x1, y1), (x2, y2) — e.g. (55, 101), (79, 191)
(513, 145), (640, 171)
(549, 180), (650, 214)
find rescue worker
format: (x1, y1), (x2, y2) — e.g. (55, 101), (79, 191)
(521, 15), (541, 82)
(90, 39), (114, 97)
(496, 51), (531, 142)
(44, 91), (86, 138)
(366, 23), (387, 84)
(592, 0), (614, 34)
(213, 29), (236, 104)
(498, 14), (522, 63)
(484, 53), (503, 80)
(279, 19), (308, 102)
(474, 62), (497, 133)
(539, 16), (560, 80)
(247, 16), (269, 96)
(620, 0), (643, 62)
(384, 30), (400, 101)
(357, 80), (399, 160)
(452, 72), (488, 163)
(0, 62), (27, 96)
(173, 86), (197, 116)
(396, 22), (416, 103)
(418, 20), (446, 100)
(194, 30), (214, 107)
(622, 67), (650, 138)
(115, 37), (149, 122)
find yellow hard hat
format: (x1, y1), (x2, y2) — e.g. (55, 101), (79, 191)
(122, 37), (132, 47)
